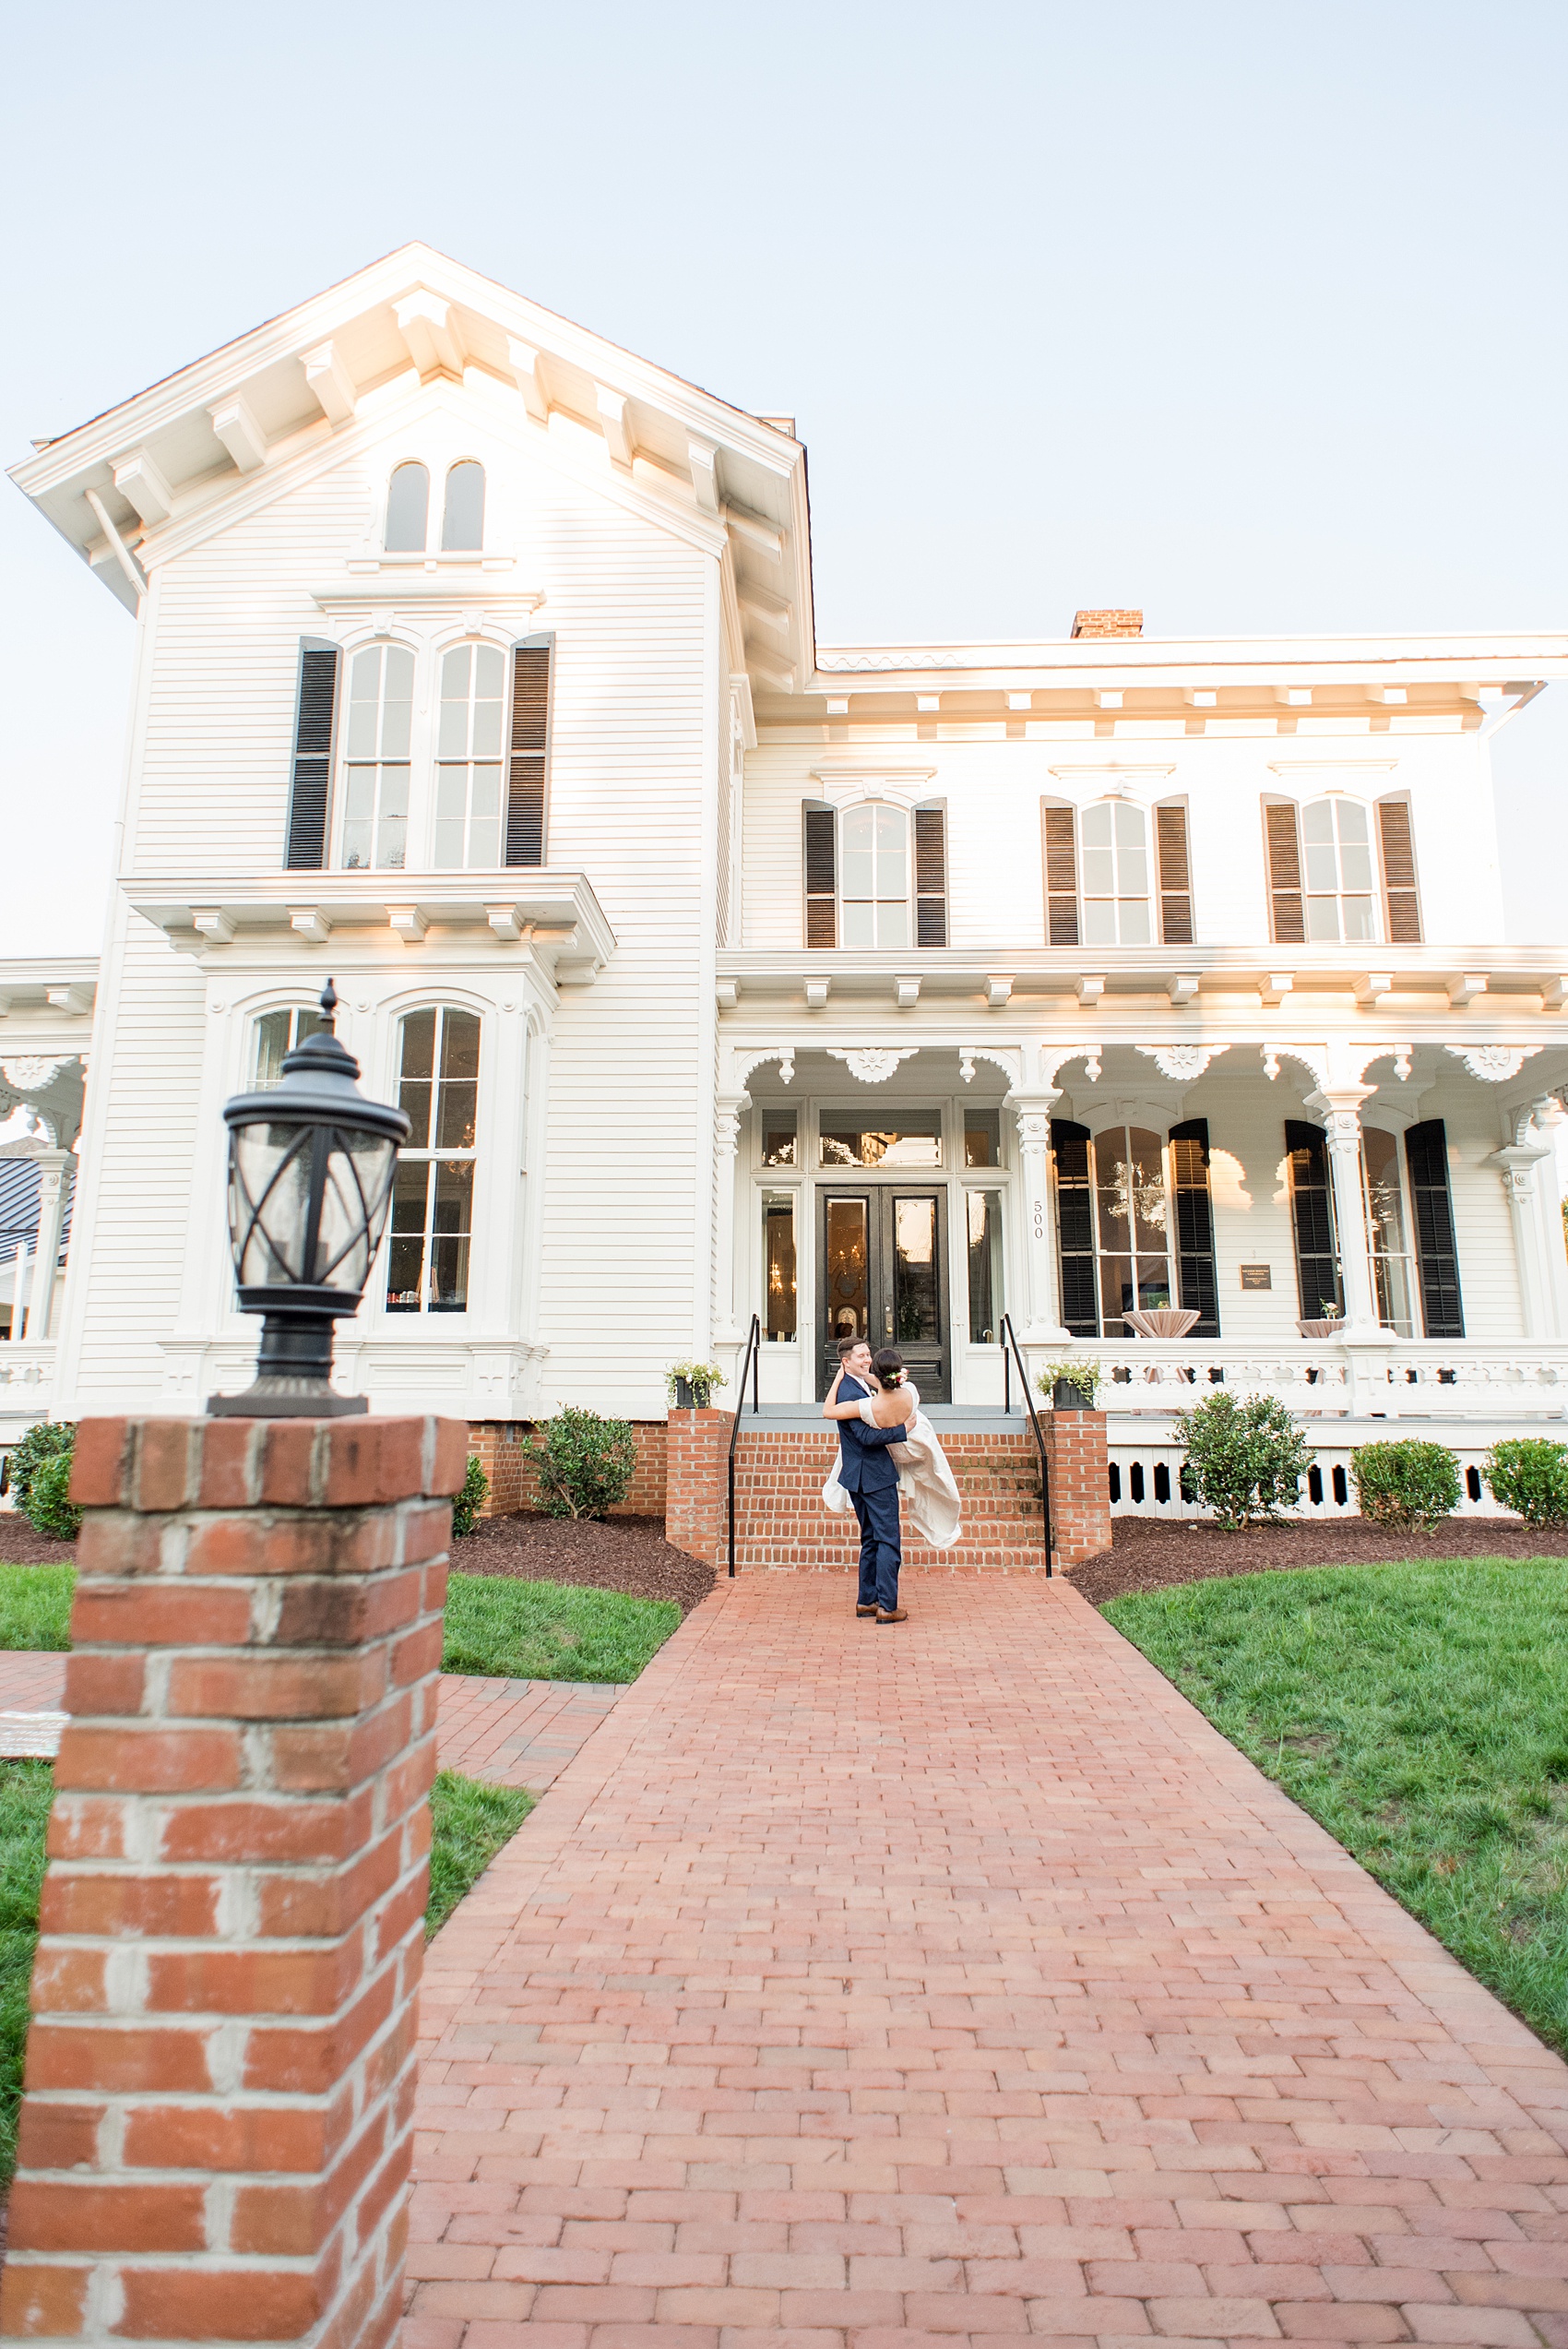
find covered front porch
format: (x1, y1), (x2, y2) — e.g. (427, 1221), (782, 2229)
(713, 1026), (1568, 1426)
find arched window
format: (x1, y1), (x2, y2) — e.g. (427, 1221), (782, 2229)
(340, 642), (414, 870)
(385, 462), (430, 554)
(386, 1008), (481, 1314)
(840, 803), (909, 947)
(1051, 1118), (1219, 1337)
(1301, 795), (1375, 940)
(441, 460), (485, 552)
(252, 1004), (323, 1089)
(434, 644), (505, 868)
(1080, 800), (1152, 944)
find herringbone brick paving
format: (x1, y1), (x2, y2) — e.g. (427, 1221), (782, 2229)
(408, 1575), (1568, 2348)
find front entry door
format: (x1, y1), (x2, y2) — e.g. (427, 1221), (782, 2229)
(817, 1188), (950, 1401)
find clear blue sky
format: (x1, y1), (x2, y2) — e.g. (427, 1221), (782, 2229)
(4, 0), (1565, 954)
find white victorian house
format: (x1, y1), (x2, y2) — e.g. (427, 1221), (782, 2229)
(6, 244), (1568, 1520)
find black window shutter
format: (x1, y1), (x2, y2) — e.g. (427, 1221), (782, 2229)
(1156, 805), (1194, 946)
(1285, 1119), (1341, 1319)
(1265, 803), (1305, 944)
(1406, 1119), (1465, 1337)
(1378, 800), (1422, 944)
(506, 642), (552, 866)
(804, 806), (837, 948)
(914, 805), (947, 946)
(1042, 805), (1079, 946)
(1169, 1118), (1218, 1335)
(1051, 1119), (1099, 1336)
(284, 644), (339, 870)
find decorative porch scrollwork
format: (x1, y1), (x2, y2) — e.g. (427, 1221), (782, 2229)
(826, 1047), (921, 1084)
(1136, 1043), (1229, 1084)
(1446, 1044), (1543, 1084)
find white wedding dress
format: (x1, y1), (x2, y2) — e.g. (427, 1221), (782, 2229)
(822, 1379), (963, 1549)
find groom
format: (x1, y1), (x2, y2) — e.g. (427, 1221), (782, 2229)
(833, 1336), (907, 1625)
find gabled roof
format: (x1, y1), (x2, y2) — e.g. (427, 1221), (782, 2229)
(6, 244), (814, 690)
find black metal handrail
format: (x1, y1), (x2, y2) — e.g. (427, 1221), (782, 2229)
(725, 1313), (762, 1579)
(1000, 1312), (1055, 1576)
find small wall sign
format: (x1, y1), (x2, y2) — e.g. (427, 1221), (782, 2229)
(1240, 1264), (1273, 1290)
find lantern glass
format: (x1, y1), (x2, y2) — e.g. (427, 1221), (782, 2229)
(228, 1119), (399, 1300)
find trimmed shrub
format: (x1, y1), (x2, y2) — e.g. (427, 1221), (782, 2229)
(1177, 1391), (1314, 1529)
(519, 1409), (637, 1520)
(1484, 1437), (1568, 1526)
(5, 1424), (79, 1543)
(450, 1454), (489, 1540)
(1351, 1439), (1460, 1530)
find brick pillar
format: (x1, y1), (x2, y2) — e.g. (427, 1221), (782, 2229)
(1043, 1405), (1111, 1566)
(664, 1408), (732, 1565)
(1, 1411), (466, 2349)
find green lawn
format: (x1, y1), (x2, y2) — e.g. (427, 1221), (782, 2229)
(427, 1771), (534, 1937)
(0, 1565), (73, 1651)
(442, 1572), (679, 1684)
(0, 1563), (679, 1687)
(1105, 1558), (1568, 2057)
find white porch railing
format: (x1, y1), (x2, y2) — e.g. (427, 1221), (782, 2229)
(0, 1342), (56, 1427)
(1027, 1337), (1568, 1424)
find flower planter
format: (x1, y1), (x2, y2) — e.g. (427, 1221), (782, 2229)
(1297, 1318), (1347, 1340)
(671, 1377), (712, 1410)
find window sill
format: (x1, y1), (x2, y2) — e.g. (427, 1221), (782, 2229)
(346, 552), (515, 575)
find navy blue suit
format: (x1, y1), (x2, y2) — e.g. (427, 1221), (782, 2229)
(836, 1373), (903, 1613)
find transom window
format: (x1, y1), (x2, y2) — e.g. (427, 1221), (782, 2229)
(252, 1004), (322, 1089)
(820, 1120), (943, 1169)
(840, 804), (909, 947)
(1301, 796), (1376, 941)
(1080, 800), (1152, 944)
(341, 642), (413, 870)
(386, 1008), (480, 1314)
(434, 644), (506, 868)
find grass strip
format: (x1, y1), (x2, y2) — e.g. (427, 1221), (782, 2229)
(0, 1762), (533, 2179)
(442, 1572), (679, 1684)
(1105, 1556), (1568, 2057)
(0, 1565), (74, 1651)
(0, 1760), (58, 2182)
(426, 1771), (534, 1938)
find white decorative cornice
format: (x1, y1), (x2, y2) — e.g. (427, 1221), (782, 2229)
(826, 1047), (921, 1084)
(808, 768), (937, 812)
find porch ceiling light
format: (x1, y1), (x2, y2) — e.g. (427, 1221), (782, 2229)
(212, 979), (410, 1418)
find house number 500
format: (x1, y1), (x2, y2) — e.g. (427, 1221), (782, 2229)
(1032, 1196), (1045, 1239)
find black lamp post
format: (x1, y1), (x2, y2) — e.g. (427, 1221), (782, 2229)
(211, 981), (410, 1418)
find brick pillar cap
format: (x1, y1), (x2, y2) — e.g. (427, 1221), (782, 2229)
(71, 1414), (469, 1513)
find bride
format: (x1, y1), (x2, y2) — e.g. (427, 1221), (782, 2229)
(821, 1345), (962, 1548)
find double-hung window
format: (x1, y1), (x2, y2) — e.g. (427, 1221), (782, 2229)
(386, 1008), (481, 1314)
(340, 643), (413, 871)
(1051, 1119), (1218, 1337)
(1043, 798), (1193, 946)
(802, 800), (947, 948)
(434, 645), (506, 868)
(1265, 794), (1422, 945)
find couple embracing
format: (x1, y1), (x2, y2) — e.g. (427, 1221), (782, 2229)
(820, 1336), (962, 1623)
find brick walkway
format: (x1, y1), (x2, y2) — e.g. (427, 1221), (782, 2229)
(410, 1575), (1568, 2349)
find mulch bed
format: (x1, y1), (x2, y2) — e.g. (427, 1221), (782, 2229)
(1069, 1511), (1568, 1604)
(0, 1520), (74, 1566)
(0, 1509), (717, 1615)
(454, 1513), (716, 1615)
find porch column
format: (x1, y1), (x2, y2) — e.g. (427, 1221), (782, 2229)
(1491, 1112), (1566, 1339)
(1310, 1090), (1380, 1338)
(20, 1150), (70, 1341)
(1009, 1091), (1069, 1342)
(712, 1091), (750, 1344)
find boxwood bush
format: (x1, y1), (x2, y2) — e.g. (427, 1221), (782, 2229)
(1351, 1438), (1460, 1530)
(5, 1424), (79, 1542)
(1485, 1437), (1568, 1526)
(519, 1409), (637, 1520)
(1176, 1391), (1314, 1529)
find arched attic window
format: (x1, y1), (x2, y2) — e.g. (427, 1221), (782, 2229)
(441, 460), (485, 551)
(385, 462), (430, 553)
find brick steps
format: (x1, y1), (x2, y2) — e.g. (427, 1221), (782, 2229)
(725, 1428), (1049, 1570)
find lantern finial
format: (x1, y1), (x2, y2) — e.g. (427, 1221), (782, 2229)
(319, 977), (339, 1029)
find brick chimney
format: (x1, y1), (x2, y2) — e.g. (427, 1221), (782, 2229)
(1071, 609), (1144, 638)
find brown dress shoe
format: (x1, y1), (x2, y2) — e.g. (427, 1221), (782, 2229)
(876, 1607), (908, 1624)
(855, 1604), (878, 1618)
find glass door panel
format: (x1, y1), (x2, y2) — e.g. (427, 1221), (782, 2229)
(818, 1189), (949, 1401)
